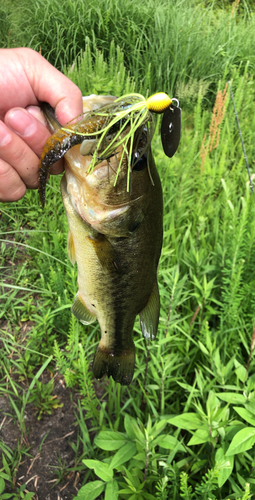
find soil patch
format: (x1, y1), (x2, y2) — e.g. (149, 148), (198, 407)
(0, 376), (87, 499)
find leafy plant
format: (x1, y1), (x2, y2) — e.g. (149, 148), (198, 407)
(0, 454), (34, 499)
(1, 15), (255, 498)
(28, 379), (63, 420)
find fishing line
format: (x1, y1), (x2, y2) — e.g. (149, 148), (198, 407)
(39, 92), (182, 205)
(228, 80), (254, 195)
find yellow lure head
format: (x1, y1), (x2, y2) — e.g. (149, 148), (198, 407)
(146, 92), (172, 114)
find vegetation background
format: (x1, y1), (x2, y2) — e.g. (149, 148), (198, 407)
(1, 0), (255, 498)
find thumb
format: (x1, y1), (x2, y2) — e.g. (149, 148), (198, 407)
(18, 48), (83, 124)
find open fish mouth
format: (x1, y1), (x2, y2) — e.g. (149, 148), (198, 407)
(39, 92), (181, 385)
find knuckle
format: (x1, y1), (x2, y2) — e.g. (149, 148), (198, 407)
(0, 160), (26, 201)
(9, 142), (28, 164)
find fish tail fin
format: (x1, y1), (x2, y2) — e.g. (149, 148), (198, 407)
(93, 344), (135, 385)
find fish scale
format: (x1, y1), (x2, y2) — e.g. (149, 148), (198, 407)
(39, 95), (163, 385)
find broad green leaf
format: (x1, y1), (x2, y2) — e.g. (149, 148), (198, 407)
(218, 460), (234, 488)
(233, 407), (255, 427)
(191, 459), (207, 472)
(168, 413), (202, 430)
(154, 435), (185, 451)
(118, 488), (135, 494)
(234, 360), (247, 383)
(198, 340), (209, 355)
(124, 415), (144, 442)
(192, 274), (203, 292)
(226, 427), (255, 456)
(188, 428), (210, 446)
(0, 472), (11, 481)
(74, 480), (105, 500)
(133, 452), (146, 462)
(110, 442), (137, 469)
(94, 431), (126, 451)
(142, 494), (157, 500)
(83, 460), (113, 482)
(2, 455), (11, 477)
(105, 479), (119, 500)
(206, 391), (220, 418)
(122, 467), (141, 488)
(225, 423), (246, 441)
(177, 382), (200, 396)
(216, 393), (246, 404)
(245, 401), (255, 416)
(150, 419), (167, 440)
(216, 448), (234, 487)
(237, 471), (246, 488)
(0, 479), (5, 495)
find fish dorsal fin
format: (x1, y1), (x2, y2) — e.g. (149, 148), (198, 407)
(67, 230), (76, 265)
(72, 293), (96, 325)
(139, 280), (160, 340)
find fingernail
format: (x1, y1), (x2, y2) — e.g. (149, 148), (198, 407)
(0, 121), (12, 147)
(26, 106), (48, 126)
(7, 109), (37, 137)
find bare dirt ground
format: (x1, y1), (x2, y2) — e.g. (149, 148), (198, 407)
(0, 232), (93, 499)
(0, 377), (87, 499)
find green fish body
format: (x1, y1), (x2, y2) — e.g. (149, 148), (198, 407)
(40, 96), (163, 385)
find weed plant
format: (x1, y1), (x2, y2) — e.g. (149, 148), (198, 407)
(1, 46), (255, 497)
(1, 0), (255, 102)
(1, 3), (255, 496)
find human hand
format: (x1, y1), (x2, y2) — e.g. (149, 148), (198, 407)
(0, 47), (83, 202)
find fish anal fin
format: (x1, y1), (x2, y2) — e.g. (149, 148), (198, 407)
(67, 230), (76, 265)
(139, 280), (160, 340)
(71, 293), (96, 325)
(88, 234), (120, 273)
(93, 344), (135, 385)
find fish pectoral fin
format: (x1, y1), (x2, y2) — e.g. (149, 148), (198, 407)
(93, 344), (135, 385)
(88, 234), (121, 273)
(71, 293), (96, 325)
(139, 280), (160, 340)
(67, 230), (76, 265)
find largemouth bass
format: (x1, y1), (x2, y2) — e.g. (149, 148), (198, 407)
(39, 95), (163, 385)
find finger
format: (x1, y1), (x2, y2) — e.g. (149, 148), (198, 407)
(26, 105), (48, 127)
(4, 107), (64, 176)
(17, 48), (83, 124)
(26, 106), (64, 175)
(0, 158), (26, 202)
(0, 119), (43, 189)
(0, 48), (83, 126)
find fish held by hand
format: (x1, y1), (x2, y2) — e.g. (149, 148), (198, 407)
(39, 94), (163, 385)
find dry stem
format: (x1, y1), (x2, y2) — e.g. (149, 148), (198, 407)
(200, 83), (228, 173)
(246, 325), (255, 371)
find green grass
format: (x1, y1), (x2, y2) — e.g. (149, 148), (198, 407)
(2, 0), (255, 101)
(1, 58), (255, 497)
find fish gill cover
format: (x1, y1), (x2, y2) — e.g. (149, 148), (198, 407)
(39, 92), (181, 206)
(38, 92), (181, 385)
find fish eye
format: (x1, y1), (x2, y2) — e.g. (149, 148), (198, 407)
(132, 152), (147, 171)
